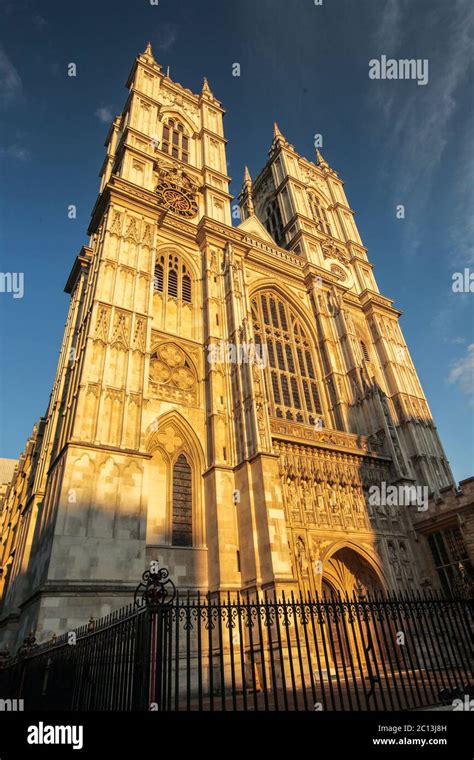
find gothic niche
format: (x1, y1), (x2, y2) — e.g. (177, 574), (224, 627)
(149, 343), (198, 404)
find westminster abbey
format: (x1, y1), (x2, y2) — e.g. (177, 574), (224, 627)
(0, 44), (460, 646)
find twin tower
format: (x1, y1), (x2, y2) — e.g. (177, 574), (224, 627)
(0, 44), (453, 646)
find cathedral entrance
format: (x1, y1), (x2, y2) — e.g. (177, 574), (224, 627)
(320, 547), (385, 675)
(322, 547), (383, 598)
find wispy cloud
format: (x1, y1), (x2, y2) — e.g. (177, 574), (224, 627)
(368, 0), (474, 254)
(448, 343), (474, 406)
(155, 24), (178, 53)
(95, 106), (113, 124)
(0, 1), (31, 16)
(0, 45), (22, 108)
(0, 143), (30, 161)
(373, 0), (403, 51)
(448, 129), (474, 265)
(31, 13), (47, 30)
(432, 290), (472, 344)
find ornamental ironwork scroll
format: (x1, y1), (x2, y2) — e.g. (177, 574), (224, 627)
(134, 564), (176, 608)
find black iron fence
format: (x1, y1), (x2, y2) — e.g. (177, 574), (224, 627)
(0, 572), (472, 711)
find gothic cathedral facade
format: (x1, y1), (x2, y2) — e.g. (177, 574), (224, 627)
(0, 45), (455, 645)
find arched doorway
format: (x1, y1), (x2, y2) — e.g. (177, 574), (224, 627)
(322, 547), (384, 599)
(320, 547), (386, 676)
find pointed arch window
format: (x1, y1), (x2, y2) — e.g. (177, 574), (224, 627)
(161, 118), (189, 163)
(168, 265), (178, 298)
(153, 262), (164, 292)
(264, 198), (284, 245)
(172, 453), (192, 546)
(309, 194), (332, 236)
(182, 271), (192, 303)
(251, 292), (325, 425)
(153, 253), (192, 303)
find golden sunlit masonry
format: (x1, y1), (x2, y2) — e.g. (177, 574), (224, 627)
(0, 44), (472, 647)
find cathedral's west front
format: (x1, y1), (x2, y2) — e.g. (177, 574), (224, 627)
(0, 44), (456, 646)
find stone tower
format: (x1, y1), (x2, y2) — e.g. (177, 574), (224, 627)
(0, 45), (454, 646)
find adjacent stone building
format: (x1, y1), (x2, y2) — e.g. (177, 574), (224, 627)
(411, 478), (474, 597)
(0, 44), (470, 648)
(0, 459), (17, 514)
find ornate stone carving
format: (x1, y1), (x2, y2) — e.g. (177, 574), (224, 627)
(141, 223), (154, 248)
(330, 264), (347, 282)
(109, 210), (123, 237)
(153, 424), (183, 455)
(94, 307), (110, 343)
(277, 439), (387, 532)
(124, 217), (140, 243)
(110, 312), (129, 349)
(149, 342), (198, 404)
(158, 88), (199, 122)
(132, 318), (146, 353)
(321, 240), (349, 264)
(270, 418), (386, 456)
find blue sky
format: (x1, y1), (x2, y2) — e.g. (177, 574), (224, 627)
(0, 0), (473, 481)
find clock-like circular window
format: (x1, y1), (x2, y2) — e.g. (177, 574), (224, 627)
(156, 181), (198, 218)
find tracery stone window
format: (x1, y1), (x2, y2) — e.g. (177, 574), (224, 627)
(251, 292), (324, 425)
(427, 527), (474, 597)
(309, 193), (332, 236)
(171, 453), (192, 546)
(149, 343), (198, 404)
(153, 254), (192, 303)
(161, 118), (189, 163)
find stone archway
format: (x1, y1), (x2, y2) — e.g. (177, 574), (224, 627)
(322, 547), (384, 599)
(318, 547), (385, 674)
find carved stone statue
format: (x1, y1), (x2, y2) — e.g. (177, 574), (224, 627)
(399, 541), (413, 578)
(387, 541), (400, 577)
(295, 536), (309, 577)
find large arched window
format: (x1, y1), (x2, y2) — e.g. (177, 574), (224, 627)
(153, 253), (193, 303)
(171, 453), (192, 546)
(308, 193), (332, 236)
(251, 292), (324, 425)
(161, 118), (189, 163)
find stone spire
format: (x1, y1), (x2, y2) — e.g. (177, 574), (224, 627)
(201, 77), (213, 97)
(142, 41), (155, 62)
(240, 165), (255, 216)
(316, 148), (330, 171)
(270, 121), (287, 154)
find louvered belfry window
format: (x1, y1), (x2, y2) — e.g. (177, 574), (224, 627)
(153, 262), (164, 292)
(264, 199), (284, 244)
(153, 254), (192, 303)
(161, 118), (189, 163)
(309, 194), (332, 236)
